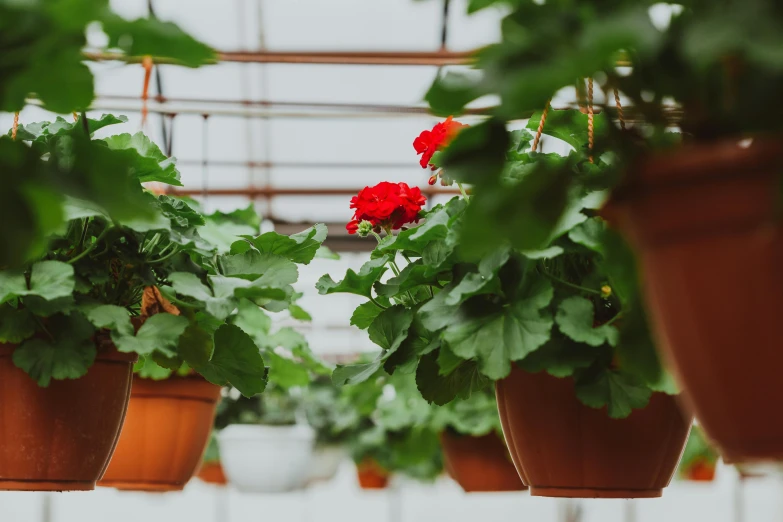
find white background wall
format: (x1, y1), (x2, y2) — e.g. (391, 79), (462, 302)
(1, 462), (783, 522)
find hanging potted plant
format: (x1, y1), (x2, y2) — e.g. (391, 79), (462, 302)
(215, 385), (317, 493)
(97, 203), (314, 492)
(677, 426), (719, 482)
(421, 0), (783, 464)
(319, 113), (691, 498)
(344, 369), (443, 490)
(302, 376), (354, 485)
(0, 115), (243, 492)
(197, 433), (228, 486)
(431, 390), (526, 493)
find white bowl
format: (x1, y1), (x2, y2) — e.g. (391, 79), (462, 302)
(218, 424), (315, 493)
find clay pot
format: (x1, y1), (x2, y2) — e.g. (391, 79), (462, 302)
(99, 375), (221, 492)
(440, 431), (527, 492)
(605, 139), (783, 463)
(197, 462), (227, 486)
(679, 458), (717, 482)
(356, 459), (390, 490)
(0, 344), (136, 491)
(496, 368), (691, 498)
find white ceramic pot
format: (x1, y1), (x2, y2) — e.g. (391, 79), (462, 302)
(306, 445), (346, 484)
(218, 424), (315, 493)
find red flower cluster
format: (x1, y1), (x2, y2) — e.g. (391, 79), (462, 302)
(346, 182), (426, 234)
(413, 116), (467, 170)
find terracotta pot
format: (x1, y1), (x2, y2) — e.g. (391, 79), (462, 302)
(0, 344), (136, 491)
(356, 459), (389, 490)
(496, 368), (691, 498)
(605, 139), (783, 463)
(679, 458), (716, 482)
(99, 375), (221, 492)
(440, 431), (527, 492)
(197, 462), (227, 486)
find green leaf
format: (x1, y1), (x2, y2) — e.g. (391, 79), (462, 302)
(178, 322), (214, 368)
(421, 240), (454, 276)
(568, 217), (606, 254)
(247, 223), (327, 265)
(13, 337), (96, 387)
(415, 352), (488, 406)
(556, 296), (619, 347)
(0, 306), (35, 344)
(230, 298), (271, 344)
(101, 14), (216, 67)
(289, 304), (312, 321)
(332, 357), (382, 386)
(195, 324), (267, 397)
(439, 118), (510, 184)
(104, 133), (181, 186)
(418, 284), (461, 332)
(168, 273), (245, 320)
(0, 271), (27, 305)
(30, 261), (75, 301)
(134, 356), (174, 380)
(575, 369), (653, 419)
(443, 279), (554, 379)
(113, 313), (189, 357)
(517, 334), (600, 377)
(265, 350), (310, 388)
(316, 256), (390, 298)
(368, 305), (414, 354)
(350, 301), (386, 330)
(11, 314), (96, 387)
(84, 304), (134, 337)
(220, 251), (298, 286)
(425, 71), (485, 117)
(374, 261), (434, 297)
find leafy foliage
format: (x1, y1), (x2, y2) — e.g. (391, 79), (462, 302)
(0, 116), (328, 396)
(323, 109), (674, 418)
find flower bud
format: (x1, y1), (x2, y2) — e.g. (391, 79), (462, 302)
(356, 220), (374, 238)
(428, 174), (438, 186)
(601, 285), (612, 298)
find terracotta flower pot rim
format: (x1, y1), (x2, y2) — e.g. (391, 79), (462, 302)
(610, 138), (783, 201)
(130, 374), (221, 403)
(0, 343), (138, 364)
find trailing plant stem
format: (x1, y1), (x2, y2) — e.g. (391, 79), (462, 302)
(69, 226), (112, 264)
(540, 270), (602, 296)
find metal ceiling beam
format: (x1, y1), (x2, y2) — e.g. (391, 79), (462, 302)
(85, 49), (474, 66)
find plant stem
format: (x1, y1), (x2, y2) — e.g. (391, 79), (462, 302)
(457, 182), (469, 199)
(32, 315), (55, 342)
(369, 296), (387, 310)
(605, 313), (623, 326)
(389, 260), (401, 277)
(540, 270), (602, 296)
(69, 226), (112, 264)
(148, 247), (180, 265)
(370, 231), (383, 244)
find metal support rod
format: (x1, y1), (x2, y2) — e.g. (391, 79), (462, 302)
(85, 50), (473, 66)
(171, 187), (460, 198)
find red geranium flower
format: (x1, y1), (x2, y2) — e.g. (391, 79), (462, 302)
(347, 182), (426, 234)
(413, 116), (467, 170)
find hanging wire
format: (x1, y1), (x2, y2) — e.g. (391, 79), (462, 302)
(256, 0), (272, 215)
(165, 113), (175, 157)
(146, 0), (169, 146)
(440, 0), (451, 50)
(201, 114), (210, 203)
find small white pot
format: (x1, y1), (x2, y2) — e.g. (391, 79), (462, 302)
(306, 445), (346, 484)
(218, 424), (315, 493)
